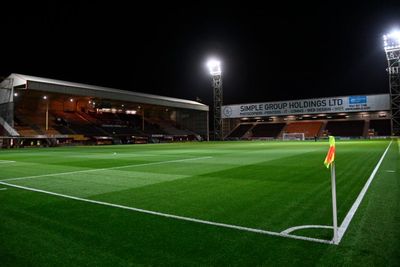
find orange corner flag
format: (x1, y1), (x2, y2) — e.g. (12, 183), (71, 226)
(324, 136), (335, 168)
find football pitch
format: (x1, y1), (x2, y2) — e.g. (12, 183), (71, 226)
(0, 139), (399, 266)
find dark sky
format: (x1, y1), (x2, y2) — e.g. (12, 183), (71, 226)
(1, 2), (400, 106)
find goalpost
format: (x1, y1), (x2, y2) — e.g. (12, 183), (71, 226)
(282, 132), (305, 141)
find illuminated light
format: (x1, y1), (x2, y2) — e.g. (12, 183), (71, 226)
(14, 93), (18, 97)
(379, 112), (387, 117)
(327, 116), (332, 119)
(383, 30), (400, 49)
(88, 100), (92, 104)
(70, 98), (74, 102)
(345, 115), (350, 118)
(43, 96), (47, 100)
(121, 104), (124, 107)
(93, 102), (96, 105)
(207, 59), (222, 75)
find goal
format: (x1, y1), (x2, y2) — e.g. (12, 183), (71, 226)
(282, 132), (305, 141)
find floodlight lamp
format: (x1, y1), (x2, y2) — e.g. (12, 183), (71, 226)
(383, 30), (400, 50)
(207, 59), (222, 76)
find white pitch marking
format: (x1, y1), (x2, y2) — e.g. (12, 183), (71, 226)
(385, 170), (395, 173)
(0, 181), (333, 245)
(0, 160), (16, 164)
(398, 139), (400, 154)
(0, 156), (213, 182)
(281, 225), (333, 235)
(0, 188), (7, 191)
(337, 140), (393, 244)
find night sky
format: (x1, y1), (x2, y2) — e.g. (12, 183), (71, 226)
(1, 2), (400, 106)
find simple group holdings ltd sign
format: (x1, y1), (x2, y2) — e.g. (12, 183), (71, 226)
(222, 94), (390, 118)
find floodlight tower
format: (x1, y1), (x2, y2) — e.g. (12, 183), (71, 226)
(383, 30), (400, 135)
(207, 59), (223, 140)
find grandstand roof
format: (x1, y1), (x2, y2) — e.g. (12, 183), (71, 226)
(4, 73), (209, 111)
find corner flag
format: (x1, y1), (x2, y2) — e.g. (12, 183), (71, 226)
(324, 135), (338, 244)
(324, 136), (335, 168)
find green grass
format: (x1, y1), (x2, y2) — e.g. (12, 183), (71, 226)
(0, 139), (399, 266)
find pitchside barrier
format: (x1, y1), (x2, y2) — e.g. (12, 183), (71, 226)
(0, 136), (75, 148)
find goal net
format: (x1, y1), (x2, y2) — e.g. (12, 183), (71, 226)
(282, 132), (305, 141)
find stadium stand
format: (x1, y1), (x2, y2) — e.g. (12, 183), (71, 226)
(226, 123), (254, 139)
(284, 121), (323, 138)
(155, 120), (188, 135)
(369, 119), (391, 136)
(325, 120), (365, 137)
(14, 112), (58, 136)
(0, 74), (209, 146)
(251, 123), (286, 138)
(52, 111), (107, 136)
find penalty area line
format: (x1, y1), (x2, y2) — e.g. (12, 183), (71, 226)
(337, 140), (393, 244)
(0, 181), (332, 245)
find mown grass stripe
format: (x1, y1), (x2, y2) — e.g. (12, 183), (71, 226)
(0, 156), (212, 182)
(337, 140), (393, 243)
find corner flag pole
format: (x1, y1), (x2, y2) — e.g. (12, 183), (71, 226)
(324, 135), (338, 244)
(330, 162), (338, 244)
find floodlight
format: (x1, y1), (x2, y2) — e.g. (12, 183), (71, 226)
(207, 59), (222, 76)
(383, 28), (400, 136)
(14, 93), (18, 97)
(43, 96), (47, 100)
(383, 30), (400, 50)
(206, 57), (223, 140)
